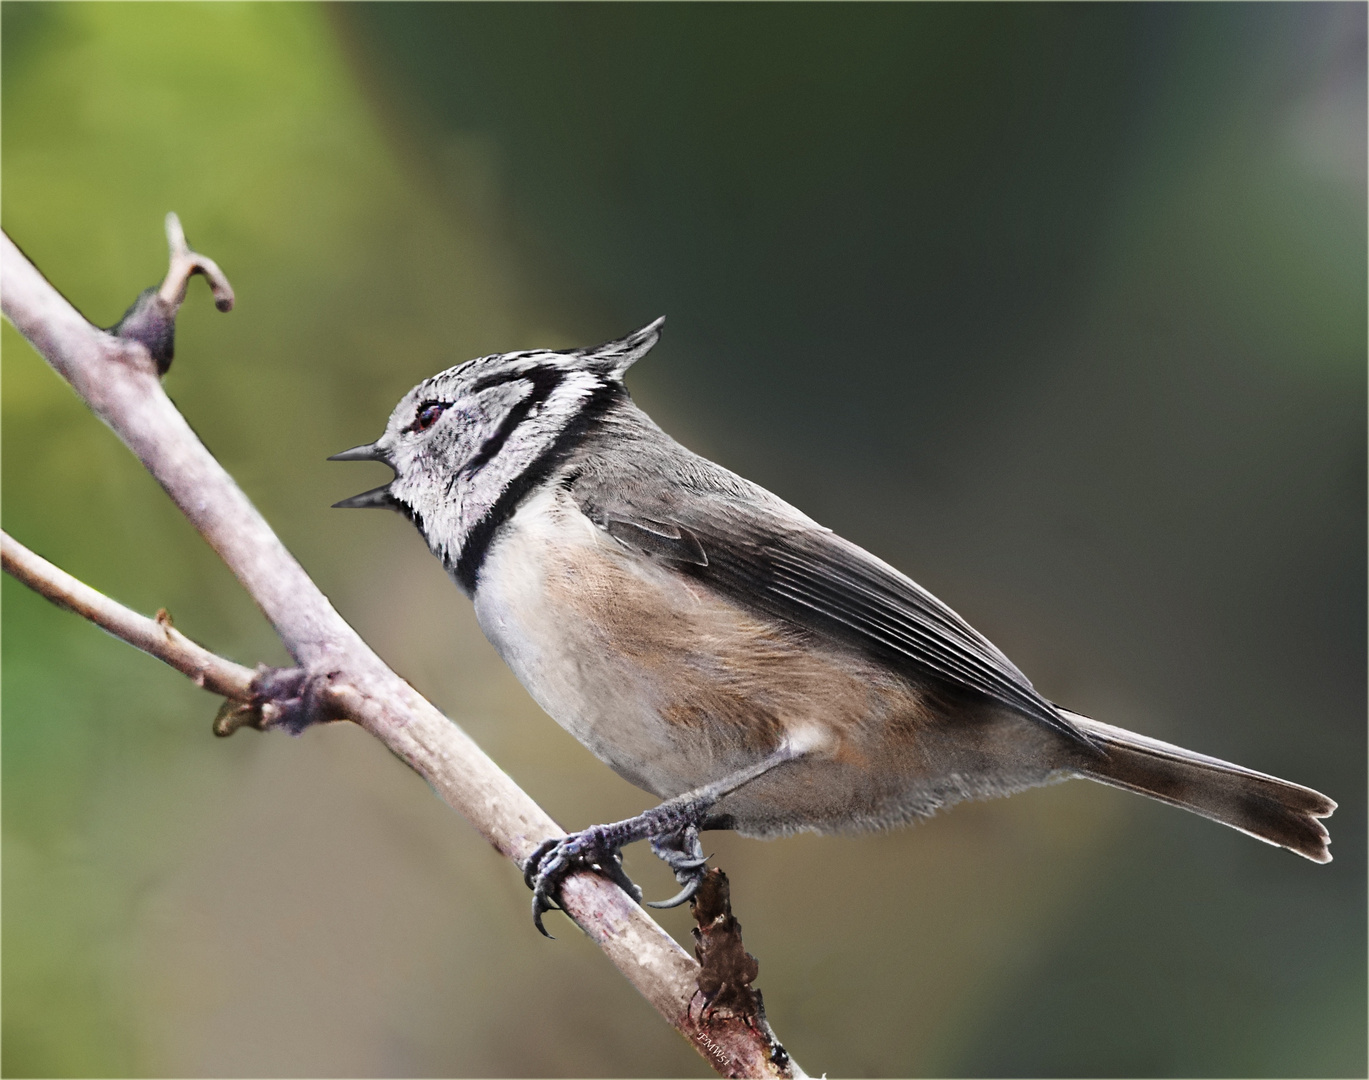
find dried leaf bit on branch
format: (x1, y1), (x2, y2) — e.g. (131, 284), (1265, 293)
(687, 869), (792, 1077)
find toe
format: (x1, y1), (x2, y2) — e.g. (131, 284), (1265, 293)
(523, 836), (562, 890)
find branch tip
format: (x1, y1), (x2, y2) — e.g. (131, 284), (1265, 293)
(160, 211), (235, 314)
(111, 212), (235, 374)
(213, 699), (258, 737)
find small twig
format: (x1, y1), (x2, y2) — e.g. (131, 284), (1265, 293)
(1, 220), (805, 1078)
(108, 212), (234, 373)
(158, 212), (235, 313)
(0, 530), (318, 737)
(2, 530), (256, 700)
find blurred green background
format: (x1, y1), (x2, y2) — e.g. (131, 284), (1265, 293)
(2, 3), (1364, 1076)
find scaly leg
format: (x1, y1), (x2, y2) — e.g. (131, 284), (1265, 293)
(523, 743), (804, 936)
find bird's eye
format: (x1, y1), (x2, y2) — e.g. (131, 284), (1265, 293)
(414, 402), (446, 432)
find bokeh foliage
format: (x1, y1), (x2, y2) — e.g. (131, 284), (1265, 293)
(4, 3), (1365, 1076)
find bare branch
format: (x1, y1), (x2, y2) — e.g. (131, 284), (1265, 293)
(0, 223), (803, 1078)
(1, 530), (256, 700)
(1, 531), (309, 738)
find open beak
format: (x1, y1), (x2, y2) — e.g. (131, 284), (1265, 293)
(332, 485), (398, 510)
(328, 442), (385, 462)
(329, 441), (398, 510)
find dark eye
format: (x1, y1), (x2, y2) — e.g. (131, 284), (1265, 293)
(414, 402), (446, 432)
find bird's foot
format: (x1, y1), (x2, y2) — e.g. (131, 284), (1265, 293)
(647, 824), (711, 909)
(523, 826), (645, 938)
(522, 797), (722, 935)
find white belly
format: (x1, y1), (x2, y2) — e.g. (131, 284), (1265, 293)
(471, 485), (724, 797)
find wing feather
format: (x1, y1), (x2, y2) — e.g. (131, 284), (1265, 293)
(574, 453), (1093, 749)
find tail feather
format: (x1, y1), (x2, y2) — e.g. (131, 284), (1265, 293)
(1063, 711), (1335, 863)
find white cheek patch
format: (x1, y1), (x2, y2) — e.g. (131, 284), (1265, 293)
(396, 369), (604, 580)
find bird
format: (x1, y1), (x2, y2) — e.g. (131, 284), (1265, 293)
(330, 318), (1335, 935)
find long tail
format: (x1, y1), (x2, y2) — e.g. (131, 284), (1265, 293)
(1063, 711), (1336, 863)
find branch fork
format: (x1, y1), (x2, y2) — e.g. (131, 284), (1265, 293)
(109, 212), (235, 373)
(1, 216), (804, 1078)
(212, 665), (342, 737)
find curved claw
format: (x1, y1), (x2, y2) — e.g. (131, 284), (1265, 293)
(525, 835), (570, 937)
(531, 891), (559, 939)
(646, 873), (705, 909)
(645, 823), (712, 909)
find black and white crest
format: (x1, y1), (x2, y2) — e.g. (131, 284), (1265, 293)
(331, 318), (665, 590)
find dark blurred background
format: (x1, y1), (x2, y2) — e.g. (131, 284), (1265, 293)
(2, 3), (1364, 1076)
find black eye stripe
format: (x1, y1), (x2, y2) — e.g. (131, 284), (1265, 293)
(468, 368), (538, 395)
(459, 367), (565, 477)
(409, 365), (563, 434)
(403, 365), (569, 448)
(453, 378), (626, 591)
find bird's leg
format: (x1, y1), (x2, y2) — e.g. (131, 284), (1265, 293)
(524, 743), (804, 937)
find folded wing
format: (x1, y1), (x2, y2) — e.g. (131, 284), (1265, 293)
(573, 459), (1095, 750)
